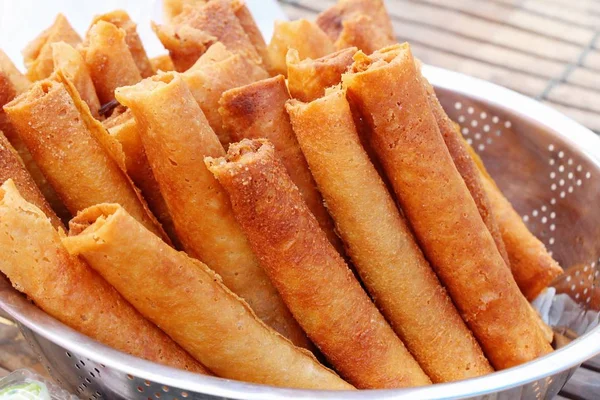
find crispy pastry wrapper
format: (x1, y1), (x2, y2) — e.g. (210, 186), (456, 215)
(91, 10), (154, 78)
(63, 203), (351, 390)
(0, 180), (208, 374)
(23, 14), (82, 81)
(466, 143), (563, 300)
(51, 42), (101, 118)
(150, 54), (176, 72)
(206, 139), (431, 388)
(115, 72), (310, 349)
(267, 19), (335, 77)
(3, 75), (166, 239)
(219, 75), (342, 252)
(286, 87), (493, 382)
(0, 50), (30, 93)
(83, 20), (142, 104)
(286, 47), (356, 102)
(163, 0), (205, 22)
(342, 44), (552, 370)
(334, 14), (395, 54)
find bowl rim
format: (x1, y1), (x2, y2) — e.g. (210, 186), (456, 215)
(2, 65), (600, 399)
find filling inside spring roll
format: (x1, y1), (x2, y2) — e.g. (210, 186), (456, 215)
(63, 203), (353, 390)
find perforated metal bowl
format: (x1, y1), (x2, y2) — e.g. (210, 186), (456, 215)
(1, 65), (600, 400)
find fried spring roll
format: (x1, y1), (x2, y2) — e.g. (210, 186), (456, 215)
(150, 54), (175, 72)
(83, 21), (142, 104)
(4, 78), (165, 239)
(63, 203), (352, 390)
(181, 45), (269, 145)
(151, 22), (214, 72)
(51, 42), (101, 118)
(219, 75), (342, 252)
(22, 14), (82, 81)
(91, 10), (154, 78)
(0, 180), (208, 374)
(286, 88), (493, 382)
(103, 110), (179, 246)
(466, 144), (563, 300)
(420, 76), (510, 268)
(267, 20), (335, 77)
(0, 50), (30, 93)
(207, 139), (431, 388)
(231, 0), (270, 71)
(342, 45), (552, 370)
(163, 0), (205, 22)
(286, 47), (356, 102)
(115, 73), (311, 349)
(334, 14), (395, 54)
(186, 42), (232, 71)
(0, 133), (62, 229)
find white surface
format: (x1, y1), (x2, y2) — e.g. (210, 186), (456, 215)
(0, 0), (286, 72)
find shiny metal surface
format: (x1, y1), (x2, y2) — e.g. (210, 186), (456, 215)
(1, 65), (600, 399)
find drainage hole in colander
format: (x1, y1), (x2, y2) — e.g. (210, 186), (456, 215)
(75, 364), (81, 370)
(85, 378), (91, 384)
(137, 386), (144, 393)
(127, 374), (134, 380)
(181, 391), (189, 398)
(155, 392), (161, 398)
(162, 386), (169, 393)
(65, 352), (72, 358)
(144, 380), (151, 386)
(89, 371), (95, 378)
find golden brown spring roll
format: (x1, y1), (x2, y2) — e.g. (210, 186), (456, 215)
(334, 14), (395, 54)
(63, 203), (352, 390)
(185, 41), (231, 71)
(22, 14), (82, 81)
(115, 72), (311, 349)
(420, 76), (510, 268)
(163, 0), (206, 22)
(316, 0), (394, 44)
(154, 0), (263, 72)
(0, 180), (208, 374)
(207, 139), (431, 388)
(83, 21), (143, 104)
(286, 47), (356, 102)
(103, 110), (179, 246)
(286, 88), (493, 382)
(466, 144), (563, 300)
(0, 50), (30, 93)
(231, 0), (270, 71)
(91, 10), (154, 78)
(4, 77), (165, 239)
(150, 54), (175, 72)
(0, 133), (63, 229)
(219, 75), (342, 252)
(51, 42), (101, 118)
(181, 45), (269, 145)
(342, 45), (552, 370)
(267, 20), (335, 77)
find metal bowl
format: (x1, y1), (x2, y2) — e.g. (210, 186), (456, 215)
(1, 65), (600, 400)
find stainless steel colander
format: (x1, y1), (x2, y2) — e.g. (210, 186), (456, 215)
(1, 65), (600, 400)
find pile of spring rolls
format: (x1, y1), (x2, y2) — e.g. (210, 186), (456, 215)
(0, 0), (564, 390)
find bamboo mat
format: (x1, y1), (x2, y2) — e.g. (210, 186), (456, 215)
(278, 0), (600, 134)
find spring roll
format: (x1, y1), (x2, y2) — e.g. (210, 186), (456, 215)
(4, 77), (165, 239)
(342, 45), (552, 370)
(51, 42), (101, 118)
(219, 75), (342, 252)
(0, 180), (208, 374)
(231, 0), (270, 72)
(83, 21), (142, 104)
(22, 14), (82, 82)
(181, 45), (269, 145)
(466, 144), (563, 300)
(207, 139), (431, 388)
(91, 10), (154, 78)
(0, 50), (30, 93)
(150, 54), (175, 72)
(163, 0), (205, 22)
(286, 88), (493, 382)
(286, 47), (356, 102)
(103, 110), (179, 246)
(115, 72), (311, 349)
(186, 41), (231, 71)
(334, 14), (395, 54)
(0, 133), (62, 229)
(63, 203), (352, 390)
(267, 20), (335, 77)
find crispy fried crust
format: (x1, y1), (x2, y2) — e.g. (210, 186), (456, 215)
(0, 181), (208, 374)
(342, 45), (552, 370)
(286, 47), (356, 102)
(63, 203), (352, 390)
(207, 139), (431, 388)
(52, 42), (101, 118)
(3, 78), (164, 238)
(150, 54), (176, 72)
(267, 19), (335, 77)
(0, 50), (30, 93)
(83, 21), (142, 103)
(115, 73), (311, 349)
(23, 14), (81, 81)
(91, 10), (154, 78)
(286, 88), (493, 382)
(219, 75), (342, 252)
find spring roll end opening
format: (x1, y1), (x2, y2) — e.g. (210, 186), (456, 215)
(3, 78), (59, 111)
(115, 71), (178, 105)
(205, 138), (273, 178)
(68, 203), (122, 237)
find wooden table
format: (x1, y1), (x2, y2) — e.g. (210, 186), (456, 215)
(2, 1), (600, 399)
